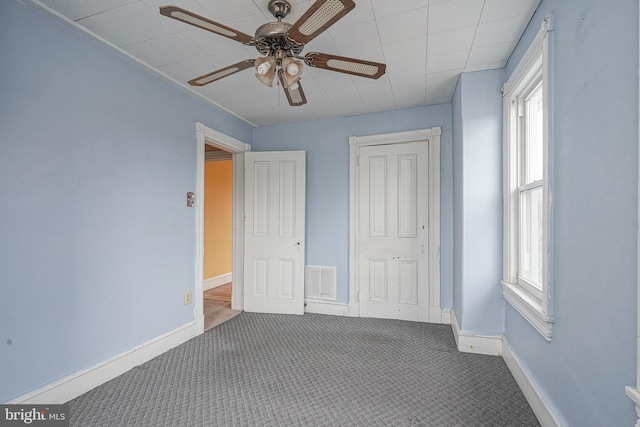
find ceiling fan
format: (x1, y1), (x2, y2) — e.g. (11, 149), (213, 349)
(159, 0), (387, 106)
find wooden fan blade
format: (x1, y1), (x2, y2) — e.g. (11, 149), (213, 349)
(286, 0), (355, 45)
(188, 60), (255, 86)
(305, 52), (386, 79)
(160, 6), (254, 45)
(279, 70), (307, 106)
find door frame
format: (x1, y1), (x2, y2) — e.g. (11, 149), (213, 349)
(348, 127), (444, 323)
(195, 122), (250, 334)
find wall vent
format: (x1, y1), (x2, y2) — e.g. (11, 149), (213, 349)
(305, 265), (337, 301)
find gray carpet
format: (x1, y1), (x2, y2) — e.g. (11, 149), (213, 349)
(69, 313), (539, 426)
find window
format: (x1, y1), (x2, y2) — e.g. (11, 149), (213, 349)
(502, 15), (554, 341)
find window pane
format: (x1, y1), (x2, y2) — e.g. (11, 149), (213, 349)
(525, 84), (543, 183)
(520, 186), (543, 287)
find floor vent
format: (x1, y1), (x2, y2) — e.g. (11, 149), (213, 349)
(305, 266), (337, 301)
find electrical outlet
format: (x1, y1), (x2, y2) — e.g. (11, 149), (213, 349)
(184, 290), (192, 305)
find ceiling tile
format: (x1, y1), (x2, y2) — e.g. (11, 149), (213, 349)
(196, 0), (262, 23)
(123, 33), (206, 67)
(339, 46), (386, 65)
(480, 0), (540, 23)
(40, 0), (141, 21)
(425, 84), (456, 98)
(395, 89), (426, 109)
(182, 29), (246, 56)
(90, 0), (145, 12)
(473, 14), (531, 48)
(307, 67), (355, 91)
(39, 0), (97, 21)
(388, 68), (426, 94)
(157, 56), (222, 82)
(303, 92), (340, 118)
(143, 0), (211, 20)
(197, 82), (227, 97)
(304, 33), (340, 56)
(426, 50), (469, 73)
(103, 2), (179, 43)
(207, 74), (254, 94)
(371, 0), (429, 19)
(219, 14), (272, 37)
(330, 20), (381, 54)
(364, 90), (397, 113)
(466, 42), (513, 68)
(77, 13), (141, 47)
(382, 37), (427, 65)
(427, 25), (475, 57)
(426, 69), (463, 87)
(330, 0), (375, 29)
(425, 95), (452, 106)
(377, 8), (428, 45)
(357, 77), (393, 99)
(293, 75), (324, 94)
(325, 86), (365, 107)
(428, 0), (484, 34)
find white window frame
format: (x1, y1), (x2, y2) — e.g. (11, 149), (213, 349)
(501, 15), (555, 341)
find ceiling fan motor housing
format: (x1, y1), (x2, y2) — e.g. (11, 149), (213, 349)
(254, 21), (304, 57)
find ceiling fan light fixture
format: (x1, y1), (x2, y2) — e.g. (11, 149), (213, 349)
(281, 57), (303, 88)
(286, 62), (299, 75)
(255, 56), (277, 87)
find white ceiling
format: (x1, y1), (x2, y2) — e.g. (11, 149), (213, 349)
(36, 0), (540, 127)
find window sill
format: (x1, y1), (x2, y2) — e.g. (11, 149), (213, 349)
(501, 280), (554, 341)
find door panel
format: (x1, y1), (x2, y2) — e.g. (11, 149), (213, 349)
(244, 151), (305, 314)
(358, 142), (428, 321)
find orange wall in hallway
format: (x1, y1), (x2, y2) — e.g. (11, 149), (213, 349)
(204, 160), (232, 279)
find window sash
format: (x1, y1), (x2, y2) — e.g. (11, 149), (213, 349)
(518, 180), (543, 298)
(523, 82), (544, 184)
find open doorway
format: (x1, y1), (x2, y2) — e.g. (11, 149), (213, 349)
(194, 122), (250, 335)
(202, 147), (240, 330)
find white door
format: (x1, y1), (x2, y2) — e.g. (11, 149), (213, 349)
(358, 141), (429, 321)
(244, 151), (305, 314)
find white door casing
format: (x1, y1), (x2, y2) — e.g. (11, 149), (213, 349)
(244, 151), (306, 315)
(195, 122), (250, 335)
(358, 141), (429, 321)
(349, 128), (443, 324)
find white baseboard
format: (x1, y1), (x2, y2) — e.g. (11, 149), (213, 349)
(503, 338), (567, 427)
(305, 299), (349, 316)
(450, 310), (503, 356)
(440, 307), (452, 325)
(203, 272), (232, 291)
(9, 321), (198, 404)
(347, 302), (360, 317)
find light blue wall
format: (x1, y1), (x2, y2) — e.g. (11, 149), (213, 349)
(0, 1), (252, 402)
(504, 0), (638, 425)
(252, 105), (454, 307)
(451, 70), (505, 334)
